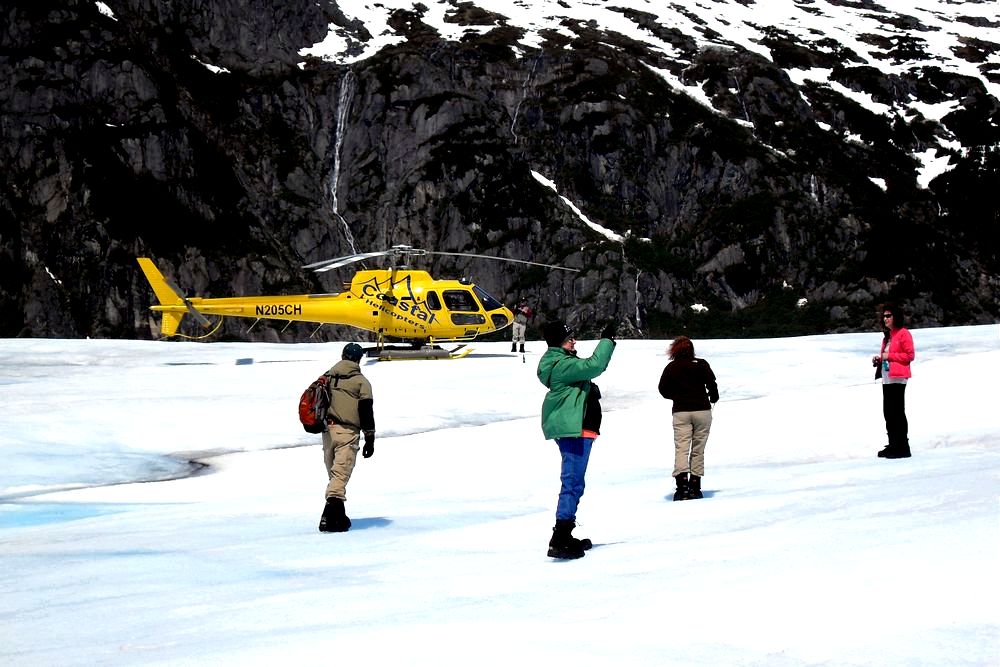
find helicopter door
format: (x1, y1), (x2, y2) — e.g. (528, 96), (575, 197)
(442, 289), (486, 325)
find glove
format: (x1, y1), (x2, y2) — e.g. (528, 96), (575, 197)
(600, 320), (617, 341)
(362, 430), (375, 458)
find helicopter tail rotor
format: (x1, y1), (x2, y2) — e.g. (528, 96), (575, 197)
(137, 258), (213, 334)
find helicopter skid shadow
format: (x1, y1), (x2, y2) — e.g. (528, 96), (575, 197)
(466, 353), (524, 359)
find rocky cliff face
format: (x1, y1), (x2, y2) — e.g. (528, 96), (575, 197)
(2, 0), (998, 341)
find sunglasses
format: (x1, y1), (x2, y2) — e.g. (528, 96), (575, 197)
(882, 313), (893, 319)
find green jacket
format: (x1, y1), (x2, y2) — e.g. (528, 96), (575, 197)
(537, 340), (615, 440)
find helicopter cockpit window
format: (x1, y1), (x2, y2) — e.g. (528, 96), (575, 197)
(424, 291), (441, 311)
(472, 285), (503, 312)
(443, 290), (478, 312)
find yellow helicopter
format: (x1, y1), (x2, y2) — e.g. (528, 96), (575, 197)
(137, 245), (577, 359)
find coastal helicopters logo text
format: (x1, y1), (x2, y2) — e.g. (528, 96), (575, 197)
(358, 275), (438, 327)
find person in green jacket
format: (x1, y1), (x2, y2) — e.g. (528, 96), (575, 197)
(537, 319), (617, 559)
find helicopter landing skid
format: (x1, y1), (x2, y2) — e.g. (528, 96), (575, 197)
(372, 344), (473, 361)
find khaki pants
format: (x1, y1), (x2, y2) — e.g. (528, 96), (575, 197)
(322, 424), (360, 501)
(512, 321), (526, 344)
(672, 410), (713, 477)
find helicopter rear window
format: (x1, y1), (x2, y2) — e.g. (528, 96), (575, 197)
(443, 290), (478, 312)
(473, 285), (503, 312)
(425, 291), (441, 311)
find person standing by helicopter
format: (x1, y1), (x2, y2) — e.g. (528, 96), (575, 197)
(511, 297), (533, 353)
(318, 343), (376, 533)
(537, 319), (617, 559)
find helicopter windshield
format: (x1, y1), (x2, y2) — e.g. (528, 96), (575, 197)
(473, 285), (503, 311)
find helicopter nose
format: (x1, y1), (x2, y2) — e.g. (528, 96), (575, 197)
(491, 313), (510, 329)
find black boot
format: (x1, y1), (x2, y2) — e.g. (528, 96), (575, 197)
(883, 440), (911, 459)
(318, 498), (352, 532)
(519, 343), (525, 353)
(673, 473), (690, 501)
(567, 521), (592, 551)
(688, 474), (703, 499)
(511, 343), (517, 352)
(547, 519), (586, 559)
(879, 435), (911, 459)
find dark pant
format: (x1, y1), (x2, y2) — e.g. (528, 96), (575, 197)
(555, 437), (593, 521)
(881, 383), (908, 447)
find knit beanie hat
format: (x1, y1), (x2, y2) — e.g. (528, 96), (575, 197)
(543, 321), (573, 348)
(342, 343), (365, 362)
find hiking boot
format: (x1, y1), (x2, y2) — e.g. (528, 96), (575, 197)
(688, 474), (703, 499)
(318, 498), (352, 532)
(878, 438), (911, 459)
(673, 473), (690, 501)
(565, 521), (592, 551)
(881, 448), (911, 459)
(547, 519), (586, 559)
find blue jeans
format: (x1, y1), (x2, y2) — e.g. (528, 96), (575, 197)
(555, 437), (593, 521)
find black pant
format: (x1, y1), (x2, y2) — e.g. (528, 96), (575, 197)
(881, 383), (908, 448)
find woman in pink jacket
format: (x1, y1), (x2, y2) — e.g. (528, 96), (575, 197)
(872, 303), (915, 458)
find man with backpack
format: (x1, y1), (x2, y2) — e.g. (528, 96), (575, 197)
(318, 342), (376, 532)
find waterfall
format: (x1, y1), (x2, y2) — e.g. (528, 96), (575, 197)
(331, 71), (358, 254)
(510, 58), (539, 143)
(634, 270), (645, 334)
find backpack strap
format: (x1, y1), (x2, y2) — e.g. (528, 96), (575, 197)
(325, 374), (349, 425)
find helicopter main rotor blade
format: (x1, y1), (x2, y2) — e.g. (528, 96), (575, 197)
(426, 251), (581, 272)
(303, 250), (390, 273)
(305, 246), (580, 273)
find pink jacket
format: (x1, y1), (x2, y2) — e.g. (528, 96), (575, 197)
(881, 327), (914, 379)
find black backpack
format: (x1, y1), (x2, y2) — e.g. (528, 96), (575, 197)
(298, 375), (331, 434)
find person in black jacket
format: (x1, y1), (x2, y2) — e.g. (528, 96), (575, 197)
(658, 336), (719, 501)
